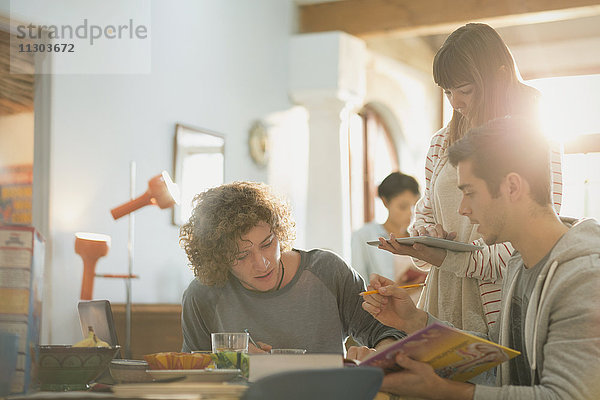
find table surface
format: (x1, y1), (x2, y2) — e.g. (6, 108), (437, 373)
(6, 384), (404, 400)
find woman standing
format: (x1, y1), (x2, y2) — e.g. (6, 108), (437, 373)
(378, 23), (562, 334)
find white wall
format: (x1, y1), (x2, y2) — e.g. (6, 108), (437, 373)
(2, 0), (295, 344)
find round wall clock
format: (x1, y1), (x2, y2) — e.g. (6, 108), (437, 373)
(248, 121), (269, 167)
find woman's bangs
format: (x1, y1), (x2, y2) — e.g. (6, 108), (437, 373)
(433, 46), (473, 89)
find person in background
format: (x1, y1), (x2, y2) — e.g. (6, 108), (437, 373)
(179, 181), (405, 354)
(351, 172), (425, 287)
(363, 117), (600, 399)
(376, 23), (563, 335)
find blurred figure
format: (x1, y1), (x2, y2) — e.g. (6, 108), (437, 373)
(351, 172), (424, 287)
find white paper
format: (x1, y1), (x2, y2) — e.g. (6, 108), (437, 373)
(248, 354), (342, 381)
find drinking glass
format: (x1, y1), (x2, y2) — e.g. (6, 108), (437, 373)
(211, 332), (249, 353)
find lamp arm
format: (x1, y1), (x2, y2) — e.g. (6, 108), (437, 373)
(110, 190), (154, 220)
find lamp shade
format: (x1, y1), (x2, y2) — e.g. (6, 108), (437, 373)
(75, 232), (111, 300)
(110, 171), (180, 220)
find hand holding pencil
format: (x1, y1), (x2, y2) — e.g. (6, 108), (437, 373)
(360, 274), (429, 335)
(359, 282), (425, 296)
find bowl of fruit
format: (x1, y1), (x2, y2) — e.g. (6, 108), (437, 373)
(37, 327), (120, 391)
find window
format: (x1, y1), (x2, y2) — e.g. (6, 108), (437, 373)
(173, 124), (225, 225)
(348, 105), (399, 231)
(527, 74), (600, 221)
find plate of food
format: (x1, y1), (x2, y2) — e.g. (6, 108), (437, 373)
(147, 369), (241, 383)
(367, 236), (483, 252)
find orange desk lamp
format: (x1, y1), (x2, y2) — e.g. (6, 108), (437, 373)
(109, 167), (179, 358)
(75, 232), (111, 300)
(110, 171), (179, 220)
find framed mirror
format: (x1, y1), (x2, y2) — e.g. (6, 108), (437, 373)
(173, 124), (225, 225)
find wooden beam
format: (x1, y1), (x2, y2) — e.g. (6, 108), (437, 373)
(299, 0), (600, 37)
(0, 14), (29, 36)
(365, 36), (435, 73)
(0, 30), (34, 116)
(511, 36), (600, 80)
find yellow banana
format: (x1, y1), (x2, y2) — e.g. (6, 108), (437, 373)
(73, 326), (110, 347)
(95, 335), (110, 347)
(73, 327), (95, 347)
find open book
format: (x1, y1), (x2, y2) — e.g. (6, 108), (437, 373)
(359, 322), (519, 382)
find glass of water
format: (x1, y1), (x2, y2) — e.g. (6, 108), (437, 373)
(211, 332), (249, 353)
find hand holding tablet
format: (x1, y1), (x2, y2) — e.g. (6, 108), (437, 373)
(367, 236), (483, 252)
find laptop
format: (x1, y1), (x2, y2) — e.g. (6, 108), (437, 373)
(77, 299), (121, 357)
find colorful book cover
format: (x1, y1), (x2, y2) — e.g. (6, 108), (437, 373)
(360, 322), (520, 382)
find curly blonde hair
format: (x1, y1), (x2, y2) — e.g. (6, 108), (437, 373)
(179, 182), (296, 286)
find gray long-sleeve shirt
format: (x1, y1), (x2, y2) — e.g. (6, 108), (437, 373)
(181, 248), (406, 353)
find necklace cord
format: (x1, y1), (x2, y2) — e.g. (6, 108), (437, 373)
(276, 258), (285, 290)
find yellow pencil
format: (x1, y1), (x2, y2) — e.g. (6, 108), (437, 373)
(359, 283), (426, 296)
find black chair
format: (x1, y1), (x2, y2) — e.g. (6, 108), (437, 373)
(241, 367), (384, 400)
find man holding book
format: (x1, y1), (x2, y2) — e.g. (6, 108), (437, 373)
(361, 117), (600, 399)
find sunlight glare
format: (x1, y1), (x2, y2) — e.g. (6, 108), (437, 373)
(527, 74), (600, 144)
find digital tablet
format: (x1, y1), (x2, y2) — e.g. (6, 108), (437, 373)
(366, 236), (483, 252)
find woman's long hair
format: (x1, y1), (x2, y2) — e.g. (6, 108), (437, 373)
(433, 23), (539, 144)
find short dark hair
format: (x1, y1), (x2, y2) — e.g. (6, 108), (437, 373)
(377, 172), (420, 202)
(447, 117), (551, 206)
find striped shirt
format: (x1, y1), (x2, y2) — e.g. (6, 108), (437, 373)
(410, 126), (563, 334)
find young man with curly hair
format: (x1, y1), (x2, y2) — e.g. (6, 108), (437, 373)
(179, 181), (406, 354)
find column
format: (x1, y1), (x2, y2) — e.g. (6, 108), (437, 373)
(289, 31), (366, 260)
